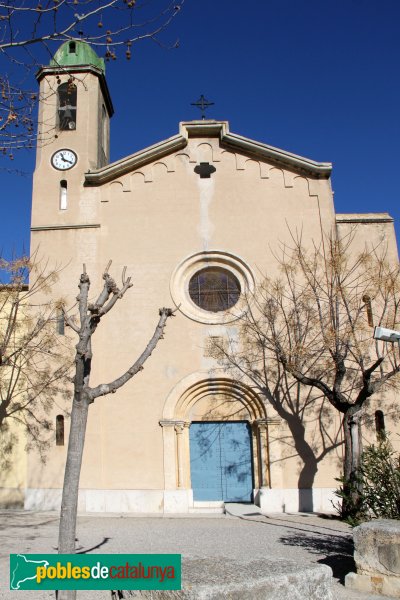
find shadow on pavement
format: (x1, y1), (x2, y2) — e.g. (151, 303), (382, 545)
(279, 531), (355, 584)
(76, 537), (111, 554)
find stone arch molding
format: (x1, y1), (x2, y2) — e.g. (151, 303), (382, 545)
(162, 370), (267, 422)
(159, 370), (283, 513)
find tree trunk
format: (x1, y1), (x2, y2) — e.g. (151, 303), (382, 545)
(57, 356), (90, 600)
(341, 406), (363, 519)
(54, 269), (172, 600)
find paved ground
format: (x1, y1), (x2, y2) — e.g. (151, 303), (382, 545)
(0, 506), (390, 599)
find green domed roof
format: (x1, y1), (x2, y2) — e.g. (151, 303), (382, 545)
(50, 40), (105, 73)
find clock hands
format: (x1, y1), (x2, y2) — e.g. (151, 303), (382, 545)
(60, 152), (73, 165)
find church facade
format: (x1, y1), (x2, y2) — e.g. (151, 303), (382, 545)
(23, 41), (398, 514)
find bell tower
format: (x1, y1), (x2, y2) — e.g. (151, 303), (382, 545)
(31, 40), (113, 226)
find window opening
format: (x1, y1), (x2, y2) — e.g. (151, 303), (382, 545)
(56, 415), (64, 446)
(58, 82), (77, 130)
(189, 267), (240, 312)
(69, 41), (76, 54)
(375, 410), (386, 440)
(362, 294), (374, 327)
(60, 180), (67, 210)
(56, 310), (65, 335)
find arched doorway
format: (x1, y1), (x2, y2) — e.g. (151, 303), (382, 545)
(160, 372), (281, 512)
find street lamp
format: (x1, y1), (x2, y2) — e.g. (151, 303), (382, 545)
(373, 326), (400, 343)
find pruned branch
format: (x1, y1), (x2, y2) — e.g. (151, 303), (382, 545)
(87, 265), (133, 319)
(77, 270), (90, 327)
(88, 307), (173, 400)
(62, 306), (79, 334)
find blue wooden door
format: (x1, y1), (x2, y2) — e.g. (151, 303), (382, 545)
(189, 422), (253, 502)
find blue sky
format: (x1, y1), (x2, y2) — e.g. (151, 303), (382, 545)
(1, 0), (400, 256)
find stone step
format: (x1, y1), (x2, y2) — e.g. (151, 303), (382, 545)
(118, 557), (333, 599)
(189, 501), (225, 514)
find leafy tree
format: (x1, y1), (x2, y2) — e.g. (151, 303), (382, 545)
(58, 263), (174, 600)
(0, 254), (71, 471)
(0, 0), (184, 154)
(217, 231), (400, 518)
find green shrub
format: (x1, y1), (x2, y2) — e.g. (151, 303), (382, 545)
(333, 475), (367, 526)
(361, 436), (400, 520)
(333, 436), (400, 524)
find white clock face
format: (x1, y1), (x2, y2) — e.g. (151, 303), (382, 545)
(51, 149), (77, 170)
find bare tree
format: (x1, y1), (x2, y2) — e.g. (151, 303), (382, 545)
(226, 231), (400, 518)
(57, 262), (173, 600)
(0, 0), (184, 154)
(0, 254), (71, 471)
(212, 311), (343, 513)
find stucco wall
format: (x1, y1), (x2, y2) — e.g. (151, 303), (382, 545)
(26, 100), (398, 512)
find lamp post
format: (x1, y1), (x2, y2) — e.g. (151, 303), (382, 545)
(373, 326), (400, 346)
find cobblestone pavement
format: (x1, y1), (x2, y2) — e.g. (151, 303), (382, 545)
(0, 508), (390, 599)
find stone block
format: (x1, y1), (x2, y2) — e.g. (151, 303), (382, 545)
(345, 519), (400, 597)
(118, 557), (333, 599)
(345, 571), (400, 597)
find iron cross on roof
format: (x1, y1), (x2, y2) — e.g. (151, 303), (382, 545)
(191, 95), (214, 120)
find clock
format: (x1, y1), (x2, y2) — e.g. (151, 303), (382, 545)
(51, 149), (77, 170)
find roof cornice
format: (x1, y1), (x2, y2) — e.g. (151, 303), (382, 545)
(85, 134), (187, 186)
(222, 132), (331, 177)
(180, 121), (331, 177)
(336, 213), (394, 224)
(84, 120), (332, 186)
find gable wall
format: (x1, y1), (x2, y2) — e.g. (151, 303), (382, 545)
(30, 125), (400, 514)
(28, 134), (337, 498)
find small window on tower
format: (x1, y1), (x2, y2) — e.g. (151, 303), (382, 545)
(69, 41), (76, 54)
(56, 415), (65, 446)
(58, 82), (77, 130)
(60, 180), (67, 210)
